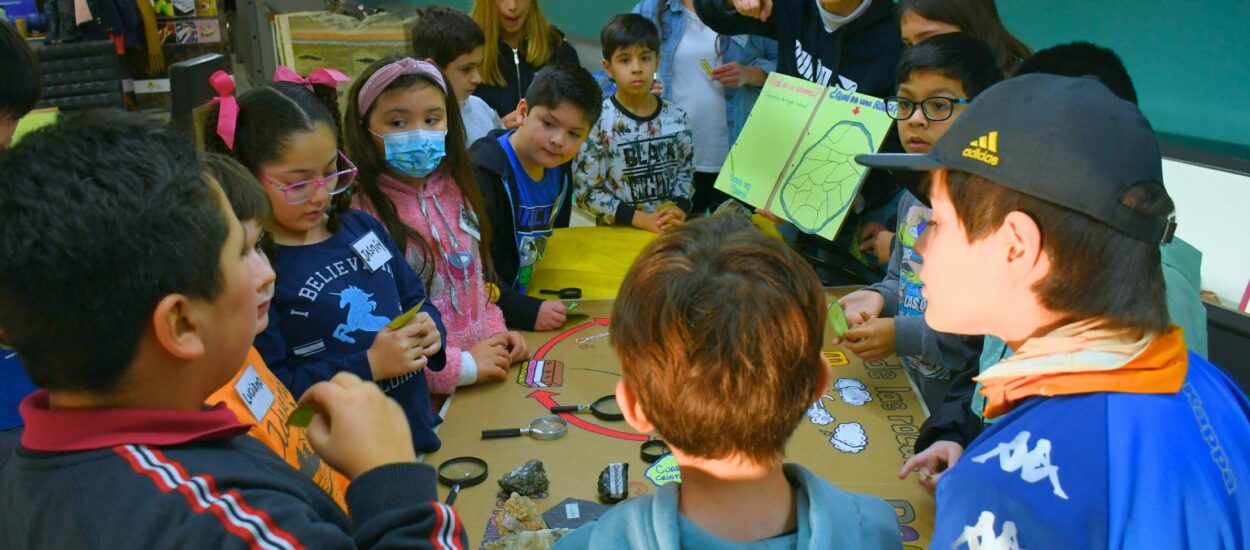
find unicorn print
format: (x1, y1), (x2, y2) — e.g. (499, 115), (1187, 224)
(331, 285), (390, 344)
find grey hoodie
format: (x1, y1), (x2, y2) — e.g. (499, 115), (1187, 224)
(553, 463), (900, 549)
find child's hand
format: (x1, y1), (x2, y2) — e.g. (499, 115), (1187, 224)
(656, 207), (686, 232)
(299, 372), (417, 480)
(651, 79), (664, 96)
(731, 0), (773, 21)
(502, 108), (522, 129)
(711, 62), (767, 88)
(468, 333), (511, 383)
(859, 229), (894, 265)
(899, 440), (964, 494)
(504, 330), (530, 362)
(843, 317), (896, 360)
(535, 300), (567, 331)
(411, 312), (443, 357)
(753, 208), (787, 226)
(632, 210), (668, 233)
(367, 322), (427, 379)
(837, 290), (885, 329)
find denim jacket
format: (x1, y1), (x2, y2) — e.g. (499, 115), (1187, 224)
(595, 0), (778, 144)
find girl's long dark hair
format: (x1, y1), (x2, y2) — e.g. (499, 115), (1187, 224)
(899, 0), (1031, 75)
(343, 55), (495, 287)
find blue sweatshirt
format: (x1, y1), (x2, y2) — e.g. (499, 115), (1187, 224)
(932, 352), (1250, 548)
(0, 351), (35, 432)
(555, 464), (901, 549)
(254, 210), (446, 453)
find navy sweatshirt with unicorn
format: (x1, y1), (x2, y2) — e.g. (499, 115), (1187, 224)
(254, 209), (447, 453)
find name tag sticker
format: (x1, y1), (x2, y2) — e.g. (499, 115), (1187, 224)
(351, 231), (393, 273)
(460, 205), (482, 242)
(234, 365), (275, 421)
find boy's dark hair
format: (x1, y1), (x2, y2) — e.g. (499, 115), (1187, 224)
(203, 152), (271, 224)
(0, 110), (228, 393)
(524, 63), (603, 125)
(201, 79), (351, 232)
(0, 19), (42, 121)
(600, 13), (660, 61)
(343, 55), (494, 287)
(612, 213), (826, 464)
(411, 5), (486, 68)
(898, 0), (1031, 75)
(1014, 42), (1138, 105)
(897, 32), (1004, 99)
(945, 170), (1171, 333)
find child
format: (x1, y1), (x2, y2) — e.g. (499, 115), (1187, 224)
(857, 74), (1250, 548)
(903, 41), (1213, 492)
(470, 0), (581, 124)
(0, 110), (465, 547)
(555, 213), (900, 548)
(470, 63), (601, 330)
(898, 0), (1031, 75)
(597, 1), (779, 216)
(836, 33), (1001, 414)
(345, 56), (530, 397)
(202, 152), (351, 511)
(410, 5), (504, 145)
(203, 68), (448, 453)
(0, 19), (41, 460)
(574, 13), (694, 232)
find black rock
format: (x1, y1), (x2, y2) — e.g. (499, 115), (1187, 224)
(597, 463), (628, 503)
(498, 459), (549, 496)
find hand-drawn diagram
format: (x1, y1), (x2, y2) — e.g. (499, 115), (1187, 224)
(835, 378), (873, 406)
(805, 395), (838, 426)
(776, 121), (874, 235)
(829, 422), (868, 453)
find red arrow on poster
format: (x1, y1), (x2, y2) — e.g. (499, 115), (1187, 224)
(532, 317), (610, 360)
(527, 389), (648, 442)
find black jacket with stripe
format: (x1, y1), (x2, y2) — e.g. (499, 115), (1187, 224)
(0, 392), (467, 549)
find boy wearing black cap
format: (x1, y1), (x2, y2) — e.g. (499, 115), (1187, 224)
(857, 74), (1250, 547)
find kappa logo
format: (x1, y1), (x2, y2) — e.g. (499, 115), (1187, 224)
(953, 511), (1022, 550)
(972, 430), (1068, 499)
(962, 131), (1000, 166)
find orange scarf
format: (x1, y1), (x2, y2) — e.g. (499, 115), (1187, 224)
(977, 320), (1188, 419)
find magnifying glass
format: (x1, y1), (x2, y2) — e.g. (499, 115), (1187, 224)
(549, 394), (624, 421)
(437, 456), (488, 505)
(481, 414), (569, 441)
(539, 287), (582, 300)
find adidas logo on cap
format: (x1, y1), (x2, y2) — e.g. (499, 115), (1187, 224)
(962, 131), (1000, 166)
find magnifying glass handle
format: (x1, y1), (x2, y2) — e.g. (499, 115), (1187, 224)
(550, 405), (586, 414)
(481, 428), (523, 439)
(445, 483), (462, 505)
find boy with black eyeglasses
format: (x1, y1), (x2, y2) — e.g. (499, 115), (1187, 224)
(835, 33), (1001, 415)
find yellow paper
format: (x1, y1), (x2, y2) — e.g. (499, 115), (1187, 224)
(11, 109), (58, 145)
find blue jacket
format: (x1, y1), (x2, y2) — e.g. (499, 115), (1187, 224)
(554, 463), (901, 549)
(595, 0), (779, 145)
(933, 352), (1250, 548)
(253, 209), (446, 453)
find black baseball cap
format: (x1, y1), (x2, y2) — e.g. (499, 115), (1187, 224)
(856, 74), (1176, 244)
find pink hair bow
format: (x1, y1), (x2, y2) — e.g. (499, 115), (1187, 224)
(273, 66), (351, 90)
(207, 70), (238, 150)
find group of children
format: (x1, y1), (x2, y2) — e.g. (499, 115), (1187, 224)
(2, 2), (1250, 548)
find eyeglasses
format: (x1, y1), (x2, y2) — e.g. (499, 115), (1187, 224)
(261, 151), (359, 205)
(885, 96), (972, 122)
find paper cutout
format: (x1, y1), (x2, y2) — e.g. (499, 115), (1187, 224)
(644, 454), (682, 487)
(835, 378), (872, 406)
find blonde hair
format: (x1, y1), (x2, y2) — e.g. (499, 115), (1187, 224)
(471, 0), (560, 87)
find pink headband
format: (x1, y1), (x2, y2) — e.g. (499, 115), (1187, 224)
(272, 66), (351, 91)
(208, 70), (238, 150)
(356, 58), (447, 117)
